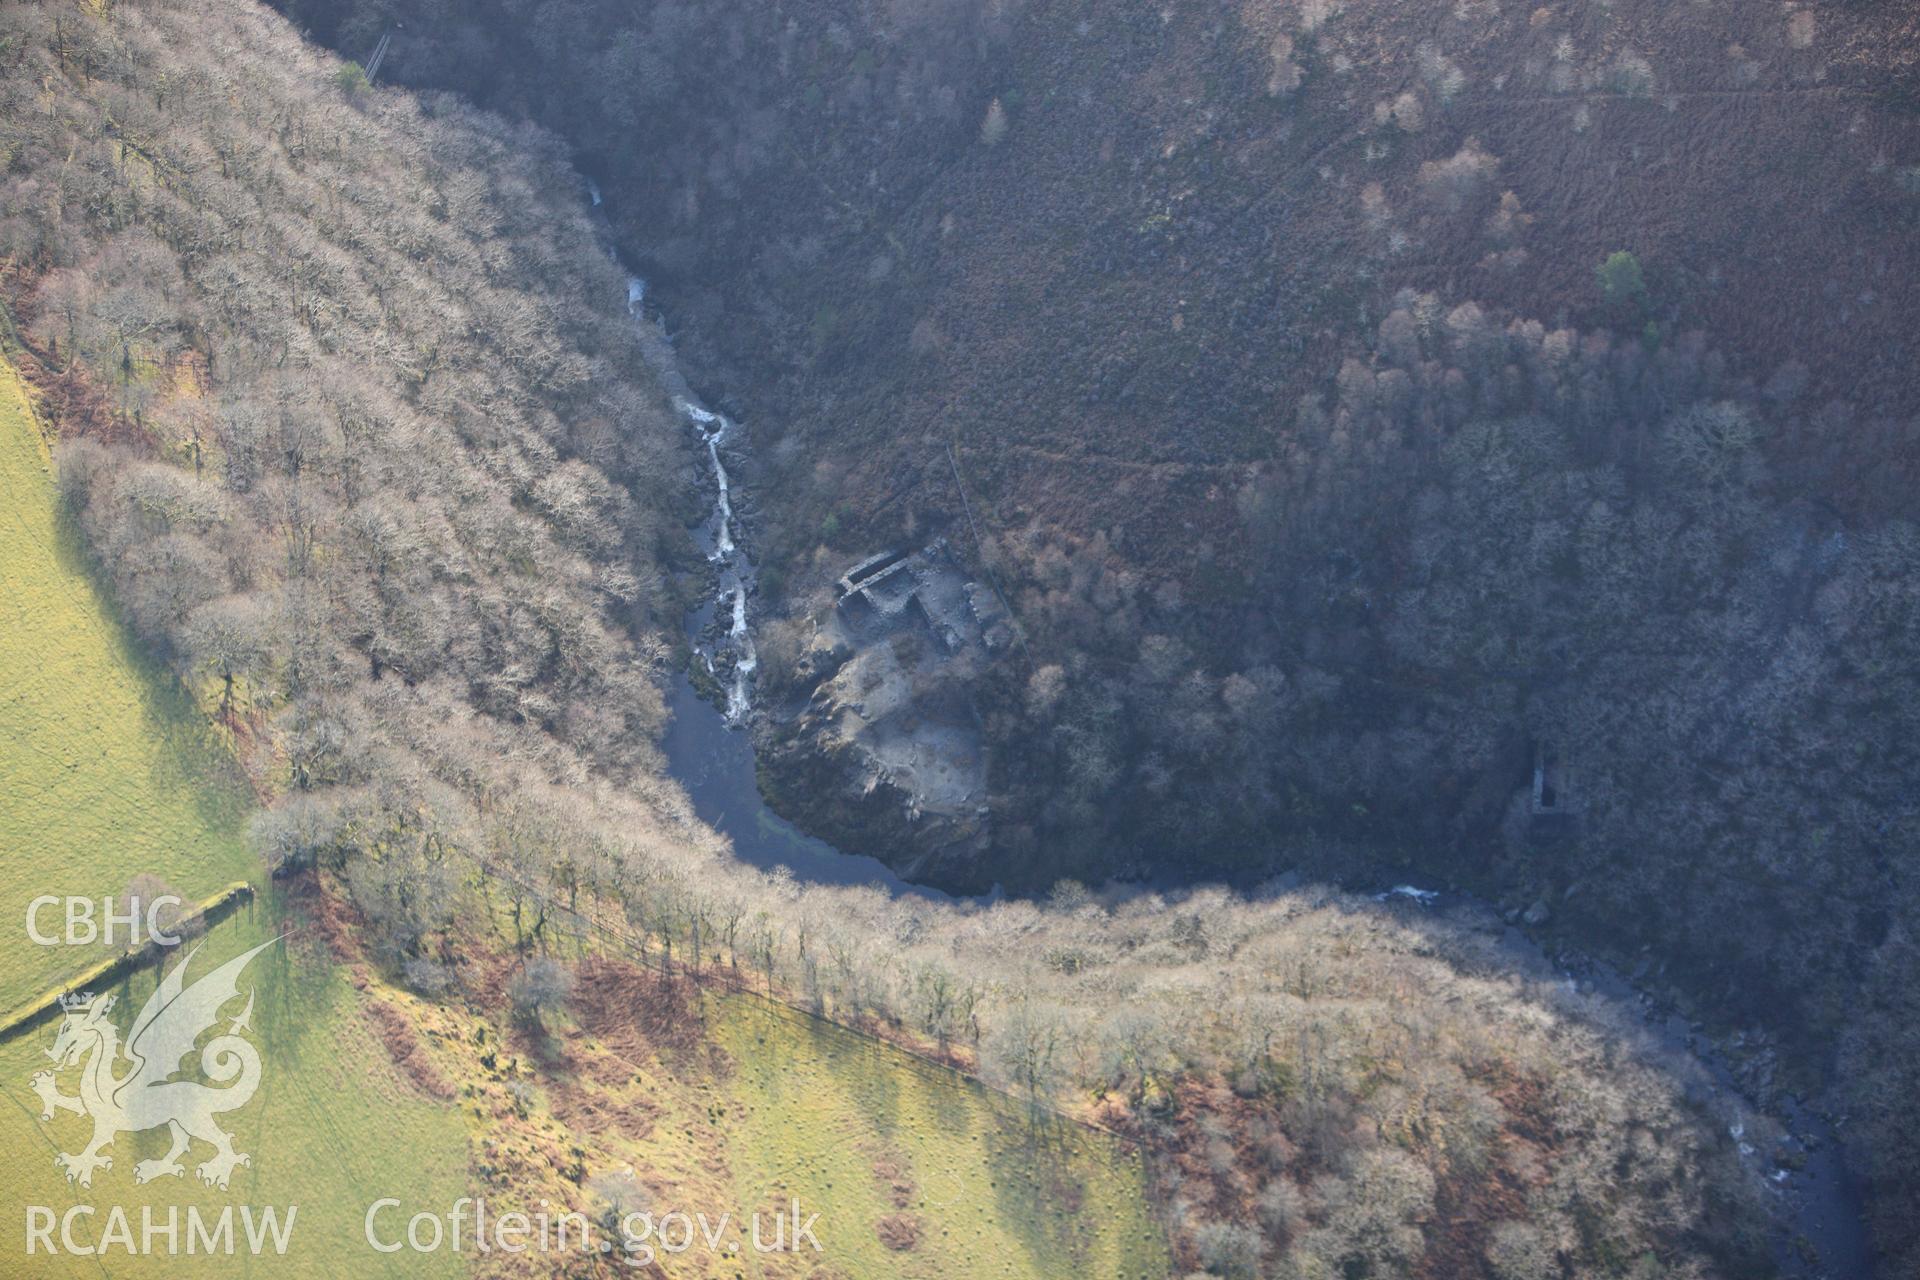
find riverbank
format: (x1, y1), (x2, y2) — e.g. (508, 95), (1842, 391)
(583, 173), (1871, 1279)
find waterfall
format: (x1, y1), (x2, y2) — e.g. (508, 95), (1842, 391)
(626, 279), (756, 721)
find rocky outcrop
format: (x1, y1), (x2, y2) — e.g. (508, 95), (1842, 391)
(754, 542), (1008, 890)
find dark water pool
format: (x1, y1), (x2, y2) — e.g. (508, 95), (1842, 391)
(661, 677), (951, 900)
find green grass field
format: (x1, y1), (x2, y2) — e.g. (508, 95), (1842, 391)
(709, 994), (1168, 1279)
(0, 910), (470, 1278)
(435, 958), (1170, 1278)
(0, 358), (469, 1276)
(0, 360), (256, 1011)
(0, 355), (1165, 1277)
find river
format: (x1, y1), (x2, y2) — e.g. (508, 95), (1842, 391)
(601, 196), (1868, 1280)
(618, 267), (943, 899)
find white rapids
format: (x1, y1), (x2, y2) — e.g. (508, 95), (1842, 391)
(624, 277), (757, 721)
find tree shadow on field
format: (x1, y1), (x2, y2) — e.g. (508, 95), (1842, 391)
(46, 484), (256, 846)
(984, 1109), (1099, 1269)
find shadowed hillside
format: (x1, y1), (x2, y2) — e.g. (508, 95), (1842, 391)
(3, 0), (1909, 1273)
(260, 2), (1920, 1269)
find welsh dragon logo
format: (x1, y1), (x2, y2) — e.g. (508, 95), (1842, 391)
(29, 939), (275, 1191)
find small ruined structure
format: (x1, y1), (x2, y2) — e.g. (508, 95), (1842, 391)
(835, 548), (920, 631)
(1530, 744), (1577, 826)
(834, 541), (1010, 655)
(964, 582), (1012, 652)
(836, 549), (913, 599)
(760, 541), (1016, 860)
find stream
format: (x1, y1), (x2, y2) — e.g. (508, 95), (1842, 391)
(1383, 889), (1870, 1280)
(599, 192), (1869, 1280)
(624, 275), (755, 724)
(618, 266), (941, 899)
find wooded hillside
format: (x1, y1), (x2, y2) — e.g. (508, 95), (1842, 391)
(0, 1), (1802, 1274)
